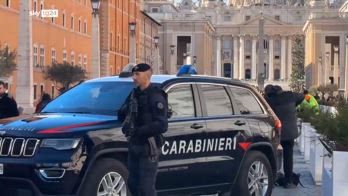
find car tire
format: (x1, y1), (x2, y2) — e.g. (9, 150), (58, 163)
(232, 151), (273, 196)
(79, 158), (130, 196)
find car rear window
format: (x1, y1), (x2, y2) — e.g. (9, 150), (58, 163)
(42, 82), (134, 116)
(201, 84), (233, 116)
(230, 87), (264, 115)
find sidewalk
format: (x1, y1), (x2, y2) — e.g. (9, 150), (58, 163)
(273, 144), (321, 196)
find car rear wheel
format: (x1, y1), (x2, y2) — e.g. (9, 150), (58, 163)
(79, 158), (129, 196)
(233, 151), (273, 196)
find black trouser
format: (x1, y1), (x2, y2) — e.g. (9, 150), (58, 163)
(281, 140), (294, 183)
(127, 146), (159, 196)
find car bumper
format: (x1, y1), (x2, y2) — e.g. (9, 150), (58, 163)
(0, 163), (81, 196)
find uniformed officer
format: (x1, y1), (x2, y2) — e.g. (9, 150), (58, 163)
(118, 63), (168, 196)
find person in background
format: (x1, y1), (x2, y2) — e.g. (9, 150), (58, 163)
(300, 89), (319, 114)
(35, 93), (52, 113)
(0, 80), (19, 119)
(264, 85), (305, 189)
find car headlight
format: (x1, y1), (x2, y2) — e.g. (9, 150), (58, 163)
(41, 138), (81, 150)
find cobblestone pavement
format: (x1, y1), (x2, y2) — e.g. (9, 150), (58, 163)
(273, 144), (322, 196)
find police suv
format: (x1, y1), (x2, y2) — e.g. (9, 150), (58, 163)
(0, 68), (282, 196)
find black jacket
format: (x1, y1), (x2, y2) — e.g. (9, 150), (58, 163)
(118, 84), (168, 145)
(0, 93), (19, 119)
(265, 91), (304, 141)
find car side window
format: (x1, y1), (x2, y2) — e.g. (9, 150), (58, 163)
(201, 84), (233, 116)
(230, 87), (263, 115)
(167, 84), (195, 118)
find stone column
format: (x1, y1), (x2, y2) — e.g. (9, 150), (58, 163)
(216, 35), (222, 76)
(16, 0), (34, 113)
(233, 36), (239, 79)
(281, 36), (286, 80)
(339, 34), (346, 90)
(345, 35), (348, 98)
(334, 46), (339, 85)
(239, 35), (245, 80)
(252, 36), (257, 80)
(269, 37), (274, 81)
(287, 36), (293, 80)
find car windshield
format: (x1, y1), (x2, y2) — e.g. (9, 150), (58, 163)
(41, 82), (134, 116)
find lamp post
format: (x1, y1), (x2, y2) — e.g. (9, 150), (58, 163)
(169, 45), (176, 74)
(91, 0), (101, 78)
(257, 11), (265, 90)
(129, 22), (136, 64)
(154, 36), (159, 74)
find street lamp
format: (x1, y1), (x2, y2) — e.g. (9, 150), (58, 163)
(154, 36), (159, 48)
(153, 36), (160, 74)
(91, 0), (100, 16)
(170, 45), (176, 55)
(129, 22), (136, 34)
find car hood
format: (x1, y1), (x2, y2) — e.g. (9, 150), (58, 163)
(0, 113), (121, 137)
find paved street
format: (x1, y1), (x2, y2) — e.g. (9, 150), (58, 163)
(273, 144), (321, 196)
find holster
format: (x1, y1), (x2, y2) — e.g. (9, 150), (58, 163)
(147, 137), (159, 162)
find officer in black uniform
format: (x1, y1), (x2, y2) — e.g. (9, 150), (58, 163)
(118, 63), (168, 196)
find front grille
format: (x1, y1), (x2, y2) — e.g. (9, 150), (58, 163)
(0, 137), (39, 157)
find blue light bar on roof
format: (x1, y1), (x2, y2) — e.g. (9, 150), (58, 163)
(177, 64), (198, 76)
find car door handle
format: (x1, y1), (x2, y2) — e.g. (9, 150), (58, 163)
(190, 123), (204, 129)
(234, 120), (246, 126)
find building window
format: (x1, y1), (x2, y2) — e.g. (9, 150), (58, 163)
(245, 55), (251, 60)
(40, 1), (44, 19)
(84, 21), (87, 34)
(63, 50), (67, 63)
(51, 85), (55, 98)
(62, 13), (66, 27)
(71, 16), (74, 30)
(78, 18), (81, 32)
(39, 46), (45, 66)
(40, 84), (44, 97)
(33, 45), (38, 66)
(78, 54), (82, 66)
(275, 15), (280, 21)
(6, 0), (10, 7)
(224, 15), (231, 21)
(83, 55), (87, 70)
(33, 84), (37, 100)
(151, 7), (159, 13)
(51, 48), (56, 64)
(110, 32), (113, 50)
(275, 55), (280, 59)
(71, 52), (75, 65)
(245, 15), (251, 21)
(51, 17), (54, 23)
(34, 0), (37, 12)
(245, 69), (251, 79)
(264, 40), (269, 49)
(274, 69), (280, 80)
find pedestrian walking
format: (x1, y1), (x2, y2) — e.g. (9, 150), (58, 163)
(118, 63), (168, 196)
(0, 81), (19, 119)
(264, 85), (304, 189)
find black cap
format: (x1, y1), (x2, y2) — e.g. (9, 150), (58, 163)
(132, 63), (151, 73)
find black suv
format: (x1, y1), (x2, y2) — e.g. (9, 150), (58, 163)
(0, 74), (282, 196)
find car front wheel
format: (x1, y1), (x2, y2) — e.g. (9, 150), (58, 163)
(234, 151), (273, 196)
(79, 158), (129, 196)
